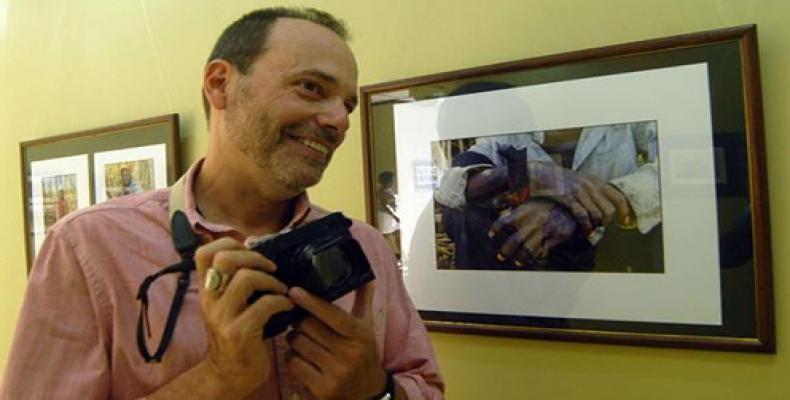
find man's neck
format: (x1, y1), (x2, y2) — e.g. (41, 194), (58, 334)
(194, 155), (299, 237)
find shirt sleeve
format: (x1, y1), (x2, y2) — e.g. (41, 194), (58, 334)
(609, 121), (662, 234)
(434, 164), (494, 209)
(1, 224), (111, 399)
(365, 231), (445, 399)
(610, 162), (661, 234)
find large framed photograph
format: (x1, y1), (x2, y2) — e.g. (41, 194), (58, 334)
(360, 25), (773, 352)
(20, 114), (180, 273)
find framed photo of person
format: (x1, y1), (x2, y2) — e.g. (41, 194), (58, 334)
(360, 25), (774, 352)
(93, 144), (168, 203)
(28, 155), (91, 258)
(20, 114), (180, 273)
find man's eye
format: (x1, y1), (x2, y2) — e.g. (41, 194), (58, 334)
(300, 80), (322, 96)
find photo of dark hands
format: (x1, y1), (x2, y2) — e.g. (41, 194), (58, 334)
(489, 198), (585, 269)
(527, 161), (635, 232)
(433, 119), (664, 273)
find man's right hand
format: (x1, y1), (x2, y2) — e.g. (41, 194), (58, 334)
(528, 162), (632, 231)
(193, 237), (295, 397)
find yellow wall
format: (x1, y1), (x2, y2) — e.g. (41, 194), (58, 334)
(1, 0), (787, 398)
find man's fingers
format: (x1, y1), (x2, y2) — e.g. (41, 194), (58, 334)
(293, 315), (339, 349)
(489, 202), (531, 239)
(218, 268), (288, 313)
(211, 249), (277, 274)
(591, 196), (616, 226)
(602, 184), (633, 226)
(567, 202), (593, 232)
(525, 233), (546, 260)
(489, 210), (516, 238)
(350, 281), (375, 322)
(194, 237), (247, 279)
(583, 182), (617, 226)
(513, 246), (535, 268)
(286, 352), (324, 394)
(499, 222), (538, 260)
(194, 238), (276, 288)
(512, 229), (544, 267)
(193, 235), (279, 308)
(289, 287), (359, 338)
(572, 188), (602, 225)
(287, 329), (333, 368)
(232, 293), (294, 336)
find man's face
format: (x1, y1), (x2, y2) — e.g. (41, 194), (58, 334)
(121, 168), (132, 185)
(223, 18), (358, 193)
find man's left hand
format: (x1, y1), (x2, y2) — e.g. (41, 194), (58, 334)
(489, 199), (578, 267)
(286, 282), (388, 400)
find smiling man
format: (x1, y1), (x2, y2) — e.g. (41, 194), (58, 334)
(1, 7), (444, 400)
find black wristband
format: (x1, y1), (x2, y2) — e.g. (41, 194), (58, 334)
(370, 371), (395, 400)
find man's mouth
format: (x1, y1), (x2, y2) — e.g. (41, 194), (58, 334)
(297, 137), (330, 156)
(283, 132), (332, 162)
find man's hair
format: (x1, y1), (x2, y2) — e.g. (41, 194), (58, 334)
(202, 7), (349, 120)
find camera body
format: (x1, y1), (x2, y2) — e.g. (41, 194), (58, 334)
(247, 212), (374, 338)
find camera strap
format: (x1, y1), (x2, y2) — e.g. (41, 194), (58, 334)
(135, 177), (199, 363)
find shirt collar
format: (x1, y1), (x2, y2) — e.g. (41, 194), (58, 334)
(179, 158), (313, 239)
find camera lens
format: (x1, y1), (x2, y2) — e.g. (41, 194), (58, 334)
(312, 247), (352, 287)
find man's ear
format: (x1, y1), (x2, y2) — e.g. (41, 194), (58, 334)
(203, 60), (233, 112)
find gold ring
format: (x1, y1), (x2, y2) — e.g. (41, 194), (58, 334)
(204, 267), (230, 294)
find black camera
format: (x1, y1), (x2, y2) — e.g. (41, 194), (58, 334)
(247, 212), (374, 338)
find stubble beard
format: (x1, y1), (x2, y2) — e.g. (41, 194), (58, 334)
(228, 113), (329, 194)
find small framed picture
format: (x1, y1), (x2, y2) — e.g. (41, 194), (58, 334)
(93, 144), (168, 203)
(29, 155), (91, 255)
(20, 114), (180, 273)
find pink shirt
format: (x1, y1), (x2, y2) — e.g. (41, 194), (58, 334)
(2, 160), (444, 399)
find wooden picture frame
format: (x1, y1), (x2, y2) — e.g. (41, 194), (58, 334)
(360, 25), (773, 352)
(20, 114), (180, 273)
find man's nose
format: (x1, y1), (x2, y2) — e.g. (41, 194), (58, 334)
(316, 98), (350, 135)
